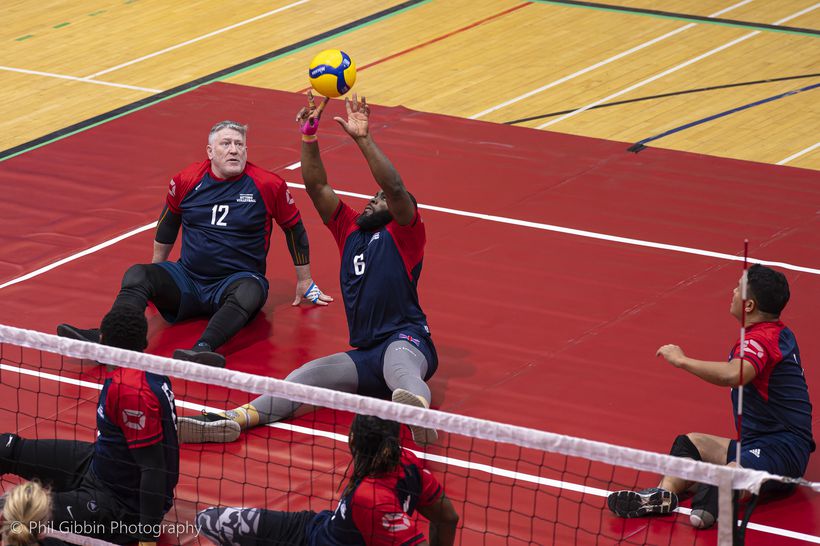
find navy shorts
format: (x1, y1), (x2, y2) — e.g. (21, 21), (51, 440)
(346, 329), (438, 398)
(154, 262), (268, 323)
(727, 433), (811, 495)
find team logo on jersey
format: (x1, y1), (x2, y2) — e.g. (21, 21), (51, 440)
(168, 180), (176, 197)
(369, 232), (380, 244)
(122, 409), (146, 430)
(87, 500), (98, 513)
(97, 404), (105, 419)
(237, 193), (256, 203)
(285, 189), (295, 205)
(382, 512), (411, 532)
(399, 333), (421, 347)
(740, 339), (765, 359)
(749, 448), (761, 458)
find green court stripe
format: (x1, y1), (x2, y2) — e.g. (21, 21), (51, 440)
(0, 0), (427, 162)
(533, 0), (820, 37)
(53, 22), (71, 29)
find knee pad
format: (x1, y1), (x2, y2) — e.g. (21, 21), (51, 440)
(224, 279), (267, 315)
(670, 434), (702, 460)
(121, 264), (151, 290)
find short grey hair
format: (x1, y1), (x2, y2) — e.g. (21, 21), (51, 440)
(209, 120), (247, 144)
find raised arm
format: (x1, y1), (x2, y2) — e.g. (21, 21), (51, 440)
(298, 91), (339, 224)
(656, 344), (759, 387)
(334, 94), (416, 226)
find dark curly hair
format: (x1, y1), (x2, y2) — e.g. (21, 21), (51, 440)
(747, 264), (790, 316)
(344, 414), (402, 496)
(100, 305), (148, 352)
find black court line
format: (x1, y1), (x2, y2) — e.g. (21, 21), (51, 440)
(628, 81), (820, 152)
(503, 74), (820, 125)
(534, 0), (820, 37)
(0, 0), (427, 162)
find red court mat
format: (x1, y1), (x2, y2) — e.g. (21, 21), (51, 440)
(0, 83), (818, 544)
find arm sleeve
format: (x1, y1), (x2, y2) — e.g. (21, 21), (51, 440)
(731, 334), (772, 375)
(325, 200), (360, 252)
(350, 489), (424, 546)
(110, 383), (164, 449)
(273, 185), (301, 229)
(166, 177), (183, 214)
(283, 219), (310, 266)
(130, 442), (167, 541)
(385, 208), (426, 276)
(418, 467), (444, 508)
(155, 203), (182, 244)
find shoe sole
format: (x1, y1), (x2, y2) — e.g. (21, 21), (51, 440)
(392, 389), (438, 446)
(173, 349), (226, 368)
(177, 417), (241, 444)
(607, 490), (678, 518)
(56, 324), (99, 344)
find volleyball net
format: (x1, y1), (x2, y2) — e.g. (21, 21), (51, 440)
(1, 325), (816, 546)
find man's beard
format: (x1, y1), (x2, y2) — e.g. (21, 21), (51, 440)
(356, 209), (393, 231)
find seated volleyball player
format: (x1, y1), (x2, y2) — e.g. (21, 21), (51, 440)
(178, 92), (440, 445)
(1, 306), (187, 545)
(197, 414), (459, 546)
(57, 120), (331, 368)
(608, 265), (814, 528)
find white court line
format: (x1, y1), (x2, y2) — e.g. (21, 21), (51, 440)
(538, 3), (820, 129)
(469, 0), (754, 120)
(84, 0), (309, 79)
(1, 183), (818, 292)
(3, 361), (819, 544)
(778, 142), (820, 165)
(0, 65), (160, 93)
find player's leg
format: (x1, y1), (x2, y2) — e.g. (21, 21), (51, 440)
(0, 434), (93, 491)
(197, 506), (315, 546)
(382, 340), (437, 445)
(57, 264), (181, 343)
(177, 353), (358, 444)
(174, 276), (266, 367)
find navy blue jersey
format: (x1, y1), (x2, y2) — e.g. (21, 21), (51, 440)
(729, 321), (815, 451)
(166, 160), (301, 280)
(91, 368), (179, 515)
(326, 200), (430, 348)
(309, 449), (442, 545)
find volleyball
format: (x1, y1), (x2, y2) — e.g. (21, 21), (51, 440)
(308, 49), (356, 98)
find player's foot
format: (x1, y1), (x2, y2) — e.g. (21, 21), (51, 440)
(689, 509), (716, 529)
(689, 483), (718, 528)
(173, 347), (226, 368)
(607, 487), (679, 518)
(56, 324), (101, 344)
(177, 412), (241, 444)
(391, 388), (438, 446)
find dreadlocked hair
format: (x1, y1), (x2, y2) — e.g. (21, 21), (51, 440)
(343, 414), (402, 496)
(1, 481), (52, 546)
(100, 305), (148, 352)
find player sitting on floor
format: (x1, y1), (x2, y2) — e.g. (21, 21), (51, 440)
(57, 120), (331, 368)
(607, 264), (814, 528)
(177, 92), (440, 445)
(196, 414), (459, 546)
(1, 306), (195, 545)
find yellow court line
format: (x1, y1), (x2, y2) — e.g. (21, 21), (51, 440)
(84, 0), (309, 79)
(537, 2), (820, 129)
(469, 0), (754, 119)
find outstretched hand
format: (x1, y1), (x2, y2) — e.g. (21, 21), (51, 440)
(294, 278), (333, 307)
(656, 344), (686, 368)
(334, 93), (370, 139)
(296, 90), (329, 136)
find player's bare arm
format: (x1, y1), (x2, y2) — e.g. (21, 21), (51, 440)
(334, 93), (416, 226)
(656, 344), (758, 387)
(298, 90), (339, 223)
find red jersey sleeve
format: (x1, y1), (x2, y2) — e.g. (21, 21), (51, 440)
(325, 200), (361, 252)
(731, 330), (777, 375)
(106, 377), (163, 449)
(166, 160), (209, 214)
(350, 484), (424, 546)
(385, 208), (426, 278)
(248, 163), (301, 229)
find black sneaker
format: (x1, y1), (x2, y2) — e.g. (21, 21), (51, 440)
(607, 487), (679, 518)
(173, 348), (226, 368)
(56, 324), (101, 344)
(178, 412), (241, 444)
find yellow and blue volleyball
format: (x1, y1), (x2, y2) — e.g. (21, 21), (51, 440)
(308, 49), (356, 98)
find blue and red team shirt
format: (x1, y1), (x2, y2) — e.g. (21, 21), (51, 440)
(729, 321), (814, 450)
(326, 200), (430, 348)
(91, 368), (179, 515)
(166, 160), (301, 281)
(309, 449), (443, 545)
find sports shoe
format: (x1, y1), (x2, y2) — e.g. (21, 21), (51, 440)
(391, 389), (438, 446)
(689, 482), (718, 528)
(177, 412), (241, 444)
(689, 509), (716, 529)
(607, 487), (679, 518)
(173, 348), (226, 368)
(57, 324), (101, 344)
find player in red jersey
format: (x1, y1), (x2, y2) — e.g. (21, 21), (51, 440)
(608, 264), (814, 528)
(196, 414), (459, 546)
(57, 121), (332, 368)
